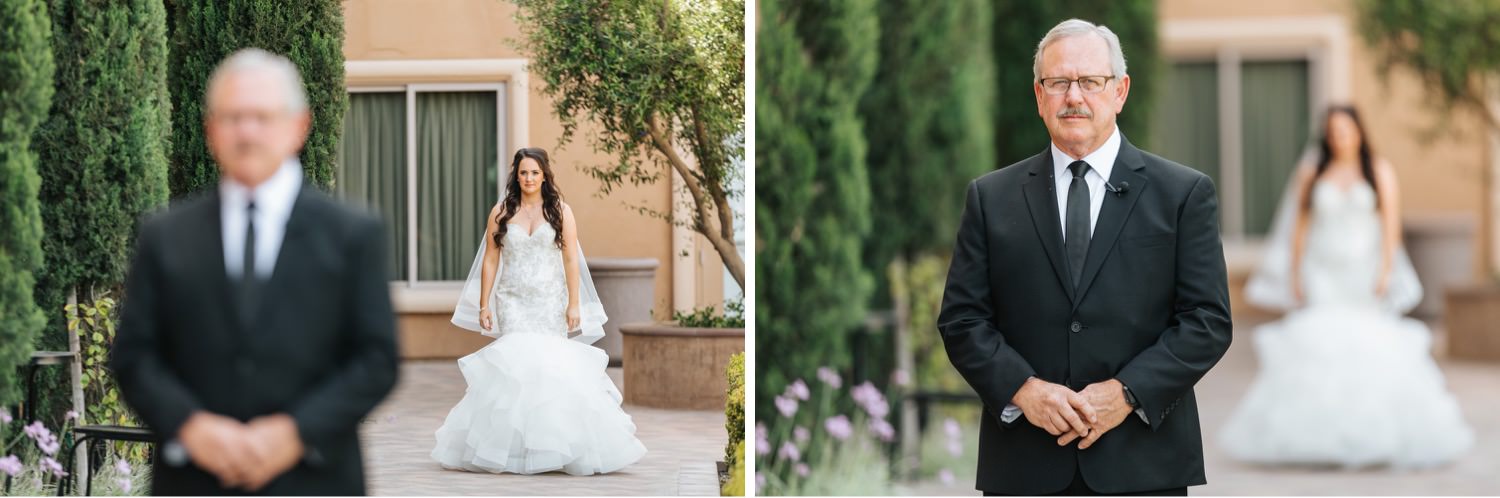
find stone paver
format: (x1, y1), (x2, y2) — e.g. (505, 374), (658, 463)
(359, 361), (727, 495)
(896, 317), (1500, 495)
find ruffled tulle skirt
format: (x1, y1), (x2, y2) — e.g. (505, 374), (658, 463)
(1219, 304), (1473, 469)
(431, 333), (647, 475)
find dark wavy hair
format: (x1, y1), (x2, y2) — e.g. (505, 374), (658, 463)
(1301, 105), (1379, 214)
(493, 147), (565, 250)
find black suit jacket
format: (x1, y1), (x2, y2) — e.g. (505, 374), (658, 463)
(937, 137), (1232, 495)
(111, 182), (399, 495)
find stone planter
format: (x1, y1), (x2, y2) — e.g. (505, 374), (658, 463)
(1404, 212), (1477, 320)
(588, 258), (659, 366)
(620, 322), (745, 409)
(1445, 281), (1500, 362)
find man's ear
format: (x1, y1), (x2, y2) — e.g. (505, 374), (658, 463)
(1113, 74), (1131, 113)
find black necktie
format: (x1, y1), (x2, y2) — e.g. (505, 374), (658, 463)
(1065, 160), (1091, 288)
(240, 200), (259, 317)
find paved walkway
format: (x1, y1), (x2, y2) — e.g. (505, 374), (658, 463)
(897, 317), (1500, 495)
(359, 362), (727, 495)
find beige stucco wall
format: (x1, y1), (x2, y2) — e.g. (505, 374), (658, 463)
(1157, 0), (1492, 276)
(341, 0), (730, 320)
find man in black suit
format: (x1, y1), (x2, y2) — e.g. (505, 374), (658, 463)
(937, 19), (1232, 496)
(111, 48), (399, 495)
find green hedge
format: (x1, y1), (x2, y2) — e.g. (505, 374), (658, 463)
(724, 352), (745, 468)
(29, 0), (172, 421)
(0, 0), (54, 408)
(860, 0), (997, 287)
(754, 0), (879, 424)
(165, 0), (346, 196)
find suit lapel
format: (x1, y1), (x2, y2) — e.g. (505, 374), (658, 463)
(1071, 138), (1149, 311)
(1020, 149), (1077, 304)
(203, 190), (247, 338)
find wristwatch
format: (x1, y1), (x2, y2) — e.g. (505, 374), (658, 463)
(1122, 384), (1141, 409)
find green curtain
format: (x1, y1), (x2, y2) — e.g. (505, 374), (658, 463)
(1240, 60), (1309, 236)
(417, 91), (500, 281)
(336, 92), (407, 280)
(1149, 61), (1220, 188)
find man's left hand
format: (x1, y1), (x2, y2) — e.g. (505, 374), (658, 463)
(241, 413), (305, 491)
(1057, 379), (1132, 449)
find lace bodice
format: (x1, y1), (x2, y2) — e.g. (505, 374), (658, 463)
(1300, 180), (1384, 307)
(491, 223), (569, 337)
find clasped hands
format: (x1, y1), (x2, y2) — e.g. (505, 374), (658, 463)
(178, 411), (305, 491)
(1011, 377), (1133, 449)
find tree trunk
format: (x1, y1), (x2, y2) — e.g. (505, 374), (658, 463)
(891, 256), (919, 478)
(68, 288), (87, 485)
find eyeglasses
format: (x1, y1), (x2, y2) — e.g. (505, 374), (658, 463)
(1038, 75), (1115, 95)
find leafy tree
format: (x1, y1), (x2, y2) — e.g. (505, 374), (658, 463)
(1357, 0), (1500, 275)
(509, 0), (746, 289)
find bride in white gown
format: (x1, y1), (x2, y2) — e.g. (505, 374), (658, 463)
(433, 147), (647, 475)
(1223, 106), (1473, 469)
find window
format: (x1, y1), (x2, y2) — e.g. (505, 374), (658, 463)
(1150, 58), (1312, 238)
(336, 84), (507, 284)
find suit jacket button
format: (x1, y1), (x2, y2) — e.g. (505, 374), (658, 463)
(1070, 321), (1082, 333)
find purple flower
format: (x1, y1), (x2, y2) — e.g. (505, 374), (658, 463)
(890, 368), (910, 387)
(38, 437), (60, 456)
(65, 410), (78, 422)
(795, 462), (810, 477)
(755, 422), (771, 455)
(774, 395), (798, 418)
(868, 418), (896, 442)
(850, 381), (890, 418)
(23, 421), (49, 440)
(778, 441), (801, 462)
(115, 458), (131, 475)
(816, 367), (842, 388)
(0, 407), (12, 424)
(0, 455), (22, 477)
(944, 418), (962, 439)
(947, 439), (964, 457)
(793, 425), (810, 443)
(939, 468), (955, 486)
(117, 477), (133, 494)
(41, 457), (67, 477)
(824, 415), (853, 440)
(756, 472), (766, 493)
(787, 379), (811, 401)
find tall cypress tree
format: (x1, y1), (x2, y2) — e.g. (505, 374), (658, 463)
(30, 0), (172, 419)
(860, 0), (997, 290)
(0, 0), (54, 408)
(165, 0), (347, 196)
(755, 0), (879, 421)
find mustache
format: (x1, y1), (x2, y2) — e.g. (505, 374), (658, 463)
(1057, 106), (1092, 119)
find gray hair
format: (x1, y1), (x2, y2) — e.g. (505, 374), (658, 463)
(1033, 19), (1128, 81)
(205, 48), (308, 113)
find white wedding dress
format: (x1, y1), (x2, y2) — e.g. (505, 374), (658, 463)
(1221, 179), (1473, 469)
(431, 223), (647, 475)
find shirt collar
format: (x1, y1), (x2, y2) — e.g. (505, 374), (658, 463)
(1051, 125), (1122, 182)
(219, 158), (304, 219)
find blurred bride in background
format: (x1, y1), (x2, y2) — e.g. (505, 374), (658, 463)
(1222, 105), (1473, 469)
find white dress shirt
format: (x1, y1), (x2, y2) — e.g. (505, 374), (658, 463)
(1000, 126), (1147, 425)
(220, 159), (303, 281)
